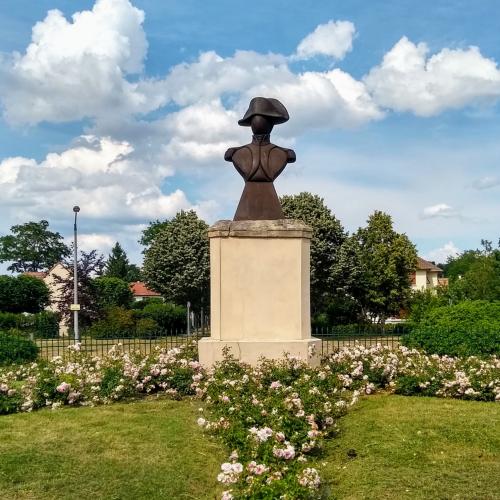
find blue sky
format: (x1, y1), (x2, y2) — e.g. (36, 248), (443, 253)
(0, 0), (499, 269)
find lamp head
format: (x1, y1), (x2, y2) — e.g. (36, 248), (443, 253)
(73, 206), (80, 213)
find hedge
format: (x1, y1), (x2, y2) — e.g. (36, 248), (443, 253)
(402, 300), (500, 356)
(0, 311), (59, 338)
(0, 330), (39, 365)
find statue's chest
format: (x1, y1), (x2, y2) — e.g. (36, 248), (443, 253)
(233, 144), (288, 182)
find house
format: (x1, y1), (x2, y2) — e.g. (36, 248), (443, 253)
(411, 257), (448, 291)
(24, 263), (70, 335)
(129, 281), (162, 301)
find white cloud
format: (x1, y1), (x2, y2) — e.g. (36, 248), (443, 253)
(365, 37), (500, 116)
(0, 0), (166, 125)
(421, 203), (461, 219)
(161, 99), (247, 163)
(246, 69), (383, 134)
(77, 233), (115, 254)
(163, 50), (290, 107)
(295, 20), (356, 60)
(472, 175), (500, 190)
(0, 135), (192, 231)
(423, 241), (461, 264)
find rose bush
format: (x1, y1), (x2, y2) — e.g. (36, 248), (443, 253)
(196, 354), (356, 499)
(0, 343), (498, 498)
(325, 344), (500, 402)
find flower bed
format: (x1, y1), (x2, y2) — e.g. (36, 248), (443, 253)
(325, 344), (500, 402)
(197, 355), (355, 499)
(0, 343), (498, 499)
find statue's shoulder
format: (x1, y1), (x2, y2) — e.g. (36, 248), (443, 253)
(227, 144), (253, 161)
(268, 144), (296, 163)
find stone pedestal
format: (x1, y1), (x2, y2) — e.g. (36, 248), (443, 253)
(198, 219), (321, 367)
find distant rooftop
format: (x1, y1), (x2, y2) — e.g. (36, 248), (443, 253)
(417, 257), (442, 272)
(129, 281), (161, 297)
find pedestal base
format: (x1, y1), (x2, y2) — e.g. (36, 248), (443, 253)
(198, 337), (321, 367)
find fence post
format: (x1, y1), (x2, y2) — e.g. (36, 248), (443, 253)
(201, 306), (205, 336)
(187, 301), (191, 336)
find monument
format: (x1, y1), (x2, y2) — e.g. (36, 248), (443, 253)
(198, 97), (321, 366)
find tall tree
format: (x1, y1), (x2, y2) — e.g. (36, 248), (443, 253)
(142, 210), (209, 309)
(347, 211), (417, 323)
(280, 192), (346, 313)
(53, 250), (105, 328)
(442, 239), (500, 301)
(0, 220), (70, 272)
(139, 219), (167, 252)
(104, 242), (141, 281)
(456, 240), (500, 301)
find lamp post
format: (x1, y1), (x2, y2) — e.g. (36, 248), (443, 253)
(73, 206), (80, 343)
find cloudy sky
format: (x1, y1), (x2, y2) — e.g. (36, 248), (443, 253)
(0, 0), (499, 269)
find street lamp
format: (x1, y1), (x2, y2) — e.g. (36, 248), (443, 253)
(72, 206), (80, 343)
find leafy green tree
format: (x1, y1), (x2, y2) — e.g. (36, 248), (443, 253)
(139, 220), (168, 252)
(443, 239), (500, 301)
(0, 220), (70, 272)
(0, 275), (50, 313)
(94, 276), (133, 311)
(348, 211), (417, 323)
(280, 192), (346, 313)
(442, 249), (481, 280)
(104, 242), (142, 282)
(142, 211), (209, 309)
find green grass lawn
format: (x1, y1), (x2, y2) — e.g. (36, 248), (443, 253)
(321, 394), (500, 500)
(0, 395), (498, 499)
(0, 398), (224, 500)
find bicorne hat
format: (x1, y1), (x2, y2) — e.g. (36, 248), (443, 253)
(238, 97), (289, 126)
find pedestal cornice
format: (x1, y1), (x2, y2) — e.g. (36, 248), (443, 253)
(208, 219), (312, 239)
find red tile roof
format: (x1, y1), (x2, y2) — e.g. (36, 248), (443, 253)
(417, 257), (442, 272)
(130, 281), (161, 297)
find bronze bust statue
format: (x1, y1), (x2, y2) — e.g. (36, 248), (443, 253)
(225, 97), (295, 220)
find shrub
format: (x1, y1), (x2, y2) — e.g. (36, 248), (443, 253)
(0, 312), (23, 330)
(0, 330), (39, 365)
(129, 297), (163, 310)
(135, 317), (159, 337)
(0, 311), (59, 338)
(407, 288), (448, 323)
(33, 311), (59, 338)
(403, 300), (500, 356)
(139, 302), (186, 333)
(85, 307), (136, 338)
(0, 275), (50, 313)
(312, 322), (407, 336)
(93, 276), (133, 311)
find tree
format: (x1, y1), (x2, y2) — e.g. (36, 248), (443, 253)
(142, 210), (209, 309)
(53, 250), (105, 328)
(0, 220), (70, 273)
(280, 192), (346, 313)
(94, 277), (133, 310)
(0, 275), (50, 313)
(139, 220), (167, 252)
(104, 242), (142, 282)
(443, 239), (500, 301)
(347, 211), (417, 323)
(442, 249), (481, 280)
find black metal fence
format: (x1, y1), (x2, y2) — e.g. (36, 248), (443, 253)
(23, 324), (407, 360)
(33, 330), (209, 359)
(314, 325), (406, 356)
